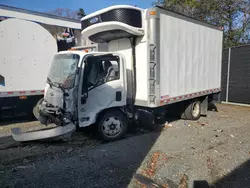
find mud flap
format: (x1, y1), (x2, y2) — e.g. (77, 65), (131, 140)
(11, 123), (76, 142)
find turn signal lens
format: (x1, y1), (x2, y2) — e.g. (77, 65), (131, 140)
(149, 11), (157, 15)
(19, 96), (27, 100)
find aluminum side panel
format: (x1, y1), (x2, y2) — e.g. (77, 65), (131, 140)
(159, 12), (223, 99)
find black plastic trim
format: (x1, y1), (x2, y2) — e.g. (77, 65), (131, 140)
(116, 91), (122, 101)
(89, 29), (134, 43)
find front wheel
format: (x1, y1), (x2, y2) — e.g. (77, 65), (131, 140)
(33, 98), (44, 120)
(97, 110), (128, 141)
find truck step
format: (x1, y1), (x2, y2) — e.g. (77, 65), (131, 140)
(11, 123), (76, 142)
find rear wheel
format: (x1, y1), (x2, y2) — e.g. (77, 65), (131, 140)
(97, 110), (128, 141)
(181, 100), (201, 120)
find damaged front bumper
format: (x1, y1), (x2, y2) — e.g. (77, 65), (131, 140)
(11, 122), (76, 142)
(11, 102), (76, 142)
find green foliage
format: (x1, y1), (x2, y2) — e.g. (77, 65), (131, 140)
(153, 0), (250, 47)
(77, 8), (86, 19)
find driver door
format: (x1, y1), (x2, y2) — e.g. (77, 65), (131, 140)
(78, 54), (126, 127)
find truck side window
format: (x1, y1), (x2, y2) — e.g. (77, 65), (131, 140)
(87, 57), (119, 90)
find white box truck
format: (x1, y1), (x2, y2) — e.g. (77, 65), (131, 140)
(11, 5), (223, 142)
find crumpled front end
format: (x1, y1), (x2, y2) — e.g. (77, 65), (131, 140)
(11, 85), (78, 142)
(39, 84), (77, 125)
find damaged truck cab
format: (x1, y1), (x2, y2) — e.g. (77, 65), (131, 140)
(41, 50), (127, 129)
(13, 49), (129, 141)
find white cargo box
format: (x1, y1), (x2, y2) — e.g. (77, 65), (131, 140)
(0, 18), (57, 97)
(82, 6), (223, 108)
(156, 8), (223, 107)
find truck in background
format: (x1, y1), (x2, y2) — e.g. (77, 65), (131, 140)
(0, 5), (104, 119)
(11, 5), (223, 142)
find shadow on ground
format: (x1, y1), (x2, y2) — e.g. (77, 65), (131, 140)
(0, 115), (36, 126)
(0, 114), (183, 188)
(0, 122), (167, 187)
(194, 159), (250, 188)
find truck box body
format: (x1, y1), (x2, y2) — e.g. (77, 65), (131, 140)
(0, 18), (57, 95)
(158, 9), (222, 105)
(99, 6), (223, 108)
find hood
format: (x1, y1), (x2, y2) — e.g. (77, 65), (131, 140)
(44, 84), (64, 109)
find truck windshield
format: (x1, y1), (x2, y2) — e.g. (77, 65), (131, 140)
(47, 53), (80, 89)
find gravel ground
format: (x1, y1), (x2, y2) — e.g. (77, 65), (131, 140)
(0, 104), (250, 188)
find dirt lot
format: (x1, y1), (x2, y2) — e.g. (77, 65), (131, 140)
(0, 104), (250, 188)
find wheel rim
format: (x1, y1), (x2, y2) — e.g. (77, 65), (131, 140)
(33, 104), (41, 119)
(192, 102), (200, 117)
(102, 117), (123, 138)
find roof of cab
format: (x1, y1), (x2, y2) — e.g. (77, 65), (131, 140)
(58, 50), (87, 56)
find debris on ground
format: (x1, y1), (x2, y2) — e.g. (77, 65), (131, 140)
(11, 168), (17, 172)
(164, 122), (173, 129)
(16, 163), (35, 170)
(140, 152), (161, 178)
(215, 129), (223, 133)
(197, 121), (209, 127)
(134, 151), (172, 188)
(67, 148), (73, 153)
(220, 115), (228, 118)
(206, 157), (213, 173)
(184, 122), (192, 127)
(22, 159), (30, 163)
(178, 174), (188, 188)
(133, 174), (170, 188)
(230, 134), (235, 138)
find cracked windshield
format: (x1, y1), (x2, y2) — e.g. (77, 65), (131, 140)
(48, 54), (79, 89)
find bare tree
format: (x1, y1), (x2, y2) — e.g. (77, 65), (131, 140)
(48, 8), (86, 20)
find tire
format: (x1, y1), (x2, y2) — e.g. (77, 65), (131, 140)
(181, 100), (201, 120)
(97, 110), (128, 141)
(33, 98), (44, 120)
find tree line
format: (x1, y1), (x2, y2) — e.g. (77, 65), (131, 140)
(48, 1), (250, 48)
(154, 0), (250, 47)
(48, 8), (86, 20)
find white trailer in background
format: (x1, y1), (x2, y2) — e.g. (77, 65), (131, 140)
(12, 5), (223, 142)
(0, 5), (101, 119)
